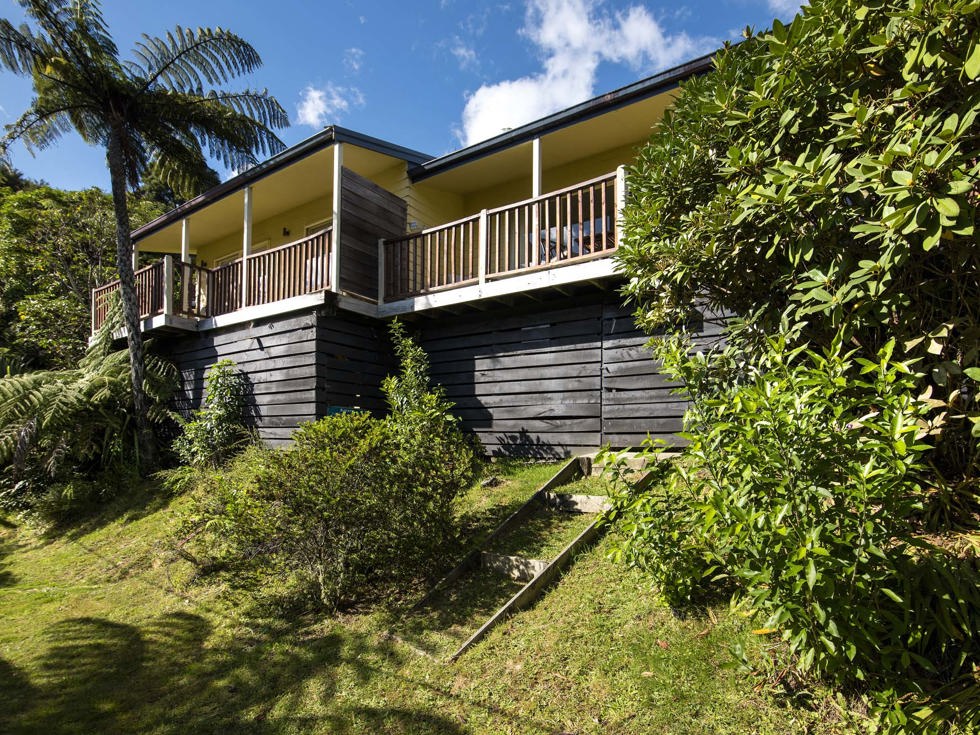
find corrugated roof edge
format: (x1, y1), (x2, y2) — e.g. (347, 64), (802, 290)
(407, 51), (716, 183)
(132, 126), (433, 240)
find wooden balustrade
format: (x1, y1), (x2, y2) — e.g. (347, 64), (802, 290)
(208, 260), (242, 317)
(91, 261), (165, 332)
(488, 172), (617, 277)
(245, 228), (331, 307)
(383, 172), (619, 302)
(90, 229), (332, 333)
(384, 214), (480, 300)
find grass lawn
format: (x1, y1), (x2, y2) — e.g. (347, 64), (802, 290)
(0, 461), (847, 734)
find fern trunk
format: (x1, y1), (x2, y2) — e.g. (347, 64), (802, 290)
(106, 127), (154, 469)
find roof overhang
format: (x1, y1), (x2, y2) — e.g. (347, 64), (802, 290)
(133, 126), (431, 242)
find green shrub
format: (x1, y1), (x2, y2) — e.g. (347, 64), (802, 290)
(606, 335), (980, 729)
(178, 321), (477, 611)
(173, 359), (249, 468)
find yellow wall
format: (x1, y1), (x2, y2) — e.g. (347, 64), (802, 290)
(195, 197), (332, 266)
(542, 142), (636, 192)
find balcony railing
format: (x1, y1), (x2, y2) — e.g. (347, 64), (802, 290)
(91, 228), (331, 333)
(382, 171), (620, 302)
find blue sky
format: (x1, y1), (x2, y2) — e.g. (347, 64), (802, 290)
(0, 0), (800, 191)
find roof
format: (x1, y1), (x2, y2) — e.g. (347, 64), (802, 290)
(132, 51), (716, 239)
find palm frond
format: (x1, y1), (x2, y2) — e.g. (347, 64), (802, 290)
(3, 102), (80, 152)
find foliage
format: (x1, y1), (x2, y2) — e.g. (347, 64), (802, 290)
(0, 185), (163, 368)
(178, 322), (476, 612)
(172, 359), (249, 468)
(0, 300), (177, 515)
(0, 0), (288, 459)
(618, 0), (980, 481)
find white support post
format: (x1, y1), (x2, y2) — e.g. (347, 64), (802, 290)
(615, 165), (626, 245)
(180, 218), (191, 263)
(532, 137), (542, 197)
(180, 218), (191, 312)
(330, 143), (344, 294)
(478, 208), (488, 285)
(531, 137), (542, 267)
(377, 238), (385, 304)
(132, 240), (139, 271)
(241, 186), (253, 309)
(162, 255), (174, 316)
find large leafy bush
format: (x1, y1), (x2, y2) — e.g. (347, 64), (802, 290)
(614, 0), (979, 728)
(180, 322), (476, 611)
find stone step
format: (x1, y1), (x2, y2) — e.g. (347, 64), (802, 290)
(481, 552), (548, 583)
(541, 492), (610, 514)
(584, 451), (679, 476)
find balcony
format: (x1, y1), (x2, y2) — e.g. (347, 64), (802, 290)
(91, 228), (331, 333)
(90, 170), (625, 333)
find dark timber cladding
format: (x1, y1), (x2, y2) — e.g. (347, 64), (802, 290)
(416, 291), (719, 458)
(338, 168), (407, 299)
(159, 304), (392, 446)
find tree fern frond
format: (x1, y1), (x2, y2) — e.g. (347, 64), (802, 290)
(0, 19), (42, 74)
(3, 104), (79, 152)
(132, 26), (263, 95)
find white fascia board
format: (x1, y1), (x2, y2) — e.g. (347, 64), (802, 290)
(376, 257), (620, 318)
(197, 291), (331, 331)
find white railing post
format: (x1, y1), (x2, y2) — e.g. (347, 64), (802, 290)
(478, 209), (488, 285)
(162, 255), (174, 316)
(615, 165), (626, 245)
(377, 237), (385, 304)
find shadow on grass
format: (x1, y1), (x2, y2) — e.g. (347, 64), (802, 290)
(0, 612), (469, 735)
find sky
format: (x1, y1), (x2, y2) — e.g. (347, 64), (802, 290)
(0, 0), (801, 191)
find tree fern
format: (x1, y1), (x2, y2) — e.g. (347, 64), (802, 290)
(0, 299), (177, 504)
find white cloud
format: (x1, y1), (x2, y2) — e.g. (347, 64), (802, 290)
(458, 0), (712, 146)
(451, 40), (478, 70)
(768, 0), (803, 15)
(296, 84), (365, 128)
(344, 48), (365, 74)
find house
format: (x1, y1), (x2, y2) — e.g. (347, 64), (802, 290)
(92, 53), (721, 457)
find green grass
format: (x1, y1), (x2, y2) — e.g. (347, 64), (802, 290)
(485, 505), (596, 560)
(0, 461), (850, 735)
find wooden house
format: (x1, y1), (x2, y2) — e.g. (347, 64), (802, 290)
(92, 53), (720, 457)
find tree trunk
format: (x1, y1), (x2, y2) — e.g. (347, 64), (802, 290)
(106, 129), (155, 470)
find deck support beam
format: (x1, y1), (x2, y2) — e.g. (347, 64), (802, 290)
(162, 255), (174, 316)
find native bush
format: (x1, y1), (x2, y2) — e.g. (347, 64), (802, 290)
(178, 321), (476, 611)
(173, 359), (249, 468)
